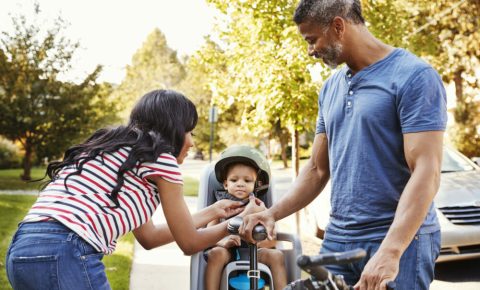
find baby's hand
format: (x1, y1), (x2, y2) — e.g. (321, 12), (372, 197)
(217, 235), (241, 248)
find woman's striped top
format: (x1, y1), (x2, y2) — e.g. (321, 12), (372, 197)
(22, 148), (183, 254)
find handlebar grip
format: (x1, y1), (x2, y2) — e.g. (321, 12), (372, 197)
(227, 216), (243, 234)
(226, 216), (267, 241)
(252, 224), (267, 241)
(297, 248), (366, 267)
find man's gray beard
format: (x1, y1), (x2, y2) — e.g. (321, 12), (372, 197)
(322, 42), (343, 69)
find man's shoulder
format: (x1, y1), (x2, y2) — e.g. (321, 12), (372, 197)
(393, 48), (435, 78)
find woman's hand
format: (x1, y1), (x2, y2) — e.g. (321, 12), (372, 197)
(217, 235), (241, 248)
(211, 199), (245, 220)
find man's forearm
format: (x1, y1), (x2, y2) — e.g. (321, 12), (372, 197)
(269, 159), (330, 221)
(378, 164), (440, 258)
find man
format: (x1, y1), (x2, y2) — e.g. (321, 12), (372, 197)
(240, 0), (447, 289)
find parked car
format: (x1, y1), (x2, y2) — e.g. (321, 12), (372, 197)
(306, 146), (480, 262)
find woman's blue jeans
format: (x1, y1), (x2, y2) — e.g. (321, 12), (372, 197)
(6, 221), (111, 290)
(320, 231), (441, 290)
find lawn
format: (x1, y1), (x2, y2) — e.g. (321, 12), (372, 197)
(0, 194), (134, 289)
(0, 168), (47, 190)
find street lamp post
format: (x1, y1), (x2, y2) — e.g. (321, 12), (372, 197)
(208, 106), (218, 162)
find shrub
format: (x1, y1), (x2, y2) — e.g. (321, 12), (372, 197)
(0, 138), (22, 169)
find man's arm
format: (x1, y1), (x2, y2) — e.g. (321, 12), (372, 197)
(240, 133), (330, 242)
(355, 131), (443, 290)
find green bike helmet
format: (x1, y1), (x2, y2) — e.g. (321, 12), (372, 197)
(214, 145), (271, 196)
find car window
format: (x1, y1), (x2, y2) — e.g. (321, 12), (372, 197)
(442, 148), (475, 173)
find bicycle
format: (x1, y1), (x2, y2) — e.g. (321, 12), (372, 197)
(227, 216), (396, 290)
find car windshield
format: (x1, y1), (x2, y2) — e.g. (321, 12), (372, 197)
(442, 148), (475, 173)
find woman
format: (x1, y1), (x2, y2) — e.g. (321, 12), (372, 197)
(5, 89), (262, 289)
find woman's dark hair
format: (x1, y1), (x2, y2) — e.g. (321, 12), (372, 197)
(45, 89), (198, 207)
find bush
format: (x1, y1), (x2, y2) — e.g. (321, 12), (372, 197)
(0, 138), (22, 169)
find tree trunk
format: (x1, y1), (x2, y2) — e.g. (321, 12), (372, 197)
(21, 141), (32, 181)
(453, 69), (464, 124)
(265, 135), (271, 160)
(291, 129), (300, 178)
(279, 133), (289, 168)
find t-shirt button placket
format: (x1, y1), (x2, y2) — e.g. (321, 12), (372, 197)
(346, 90), (353, 112)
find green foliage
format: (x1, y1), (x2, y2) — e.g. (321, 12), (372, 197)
(114, 29), (186, 112)
(176, 41), (228, 154)
(205, 0), (324, 134)
(0, 194), (37, 288)
(409, 0), (480, 155)
(0, 138), (21, 169)
(193, 0), (327, 165)
(0, 5), (120, 179)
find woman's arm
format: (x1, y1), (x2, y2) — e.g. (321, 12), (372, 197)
(133, 190), (244, 250)
(134, 177), (234, 255)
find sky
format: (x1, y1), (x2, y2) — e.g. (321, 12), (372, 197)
(0, 0), (217, 84)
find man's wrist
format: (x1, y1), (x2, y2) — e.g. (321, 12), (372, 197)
(377, 244), (403, 260)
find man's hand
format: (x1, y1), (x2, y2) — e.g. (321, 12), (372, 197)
(239, 208), (275, 244)
(217, 235), (241, 248)
(212, 199), (245, 220)
(354, 250), (399, 290)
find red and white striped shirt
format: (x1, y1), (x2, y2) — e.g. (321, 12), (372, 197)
(23, 148), (183, 254)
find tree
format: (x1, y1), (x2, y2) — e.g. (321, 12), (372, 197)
(0, 4), (119, 180)
(410, 0), (480, 157)
(202, 0), (327, 170)
(114, 29), (186, 111)
(363, 0), (480, 156)
(176, 39), (229, 156)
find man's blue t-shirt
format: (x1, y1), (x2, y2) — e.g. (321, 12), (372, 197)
(316, 48), (447, 241)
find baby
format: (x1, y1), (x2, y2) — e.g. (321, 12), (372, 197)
(205, 159), (287, 290)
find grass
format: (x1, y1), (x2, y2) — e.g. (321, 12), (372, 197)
(0, 195), (37, 289)
(104, 233), (135, 290)
(270, 158), (309, 170)
(183, 176), (199, 196)
(0, 194), (134, 289)
(0, 168), (47, 190)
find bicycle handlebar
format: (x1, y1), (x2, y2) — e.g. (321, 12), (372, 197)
(286, 249), (397, 290)
(298, 249), (367, 268)
(226, 216), (267, 241)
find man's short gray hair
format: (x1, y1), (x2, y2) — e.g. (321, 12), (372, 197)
(293, 0), (365, 26)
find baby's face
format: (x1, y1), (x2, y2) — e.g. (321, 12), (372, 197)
(223, 164), (257, 200)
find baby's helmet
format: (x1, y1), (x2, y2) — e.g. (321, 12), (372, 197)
(214, 145), (271, 195)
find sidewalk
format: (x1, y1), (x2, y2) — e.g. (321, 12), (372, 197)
(128, 196), (197, 290)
